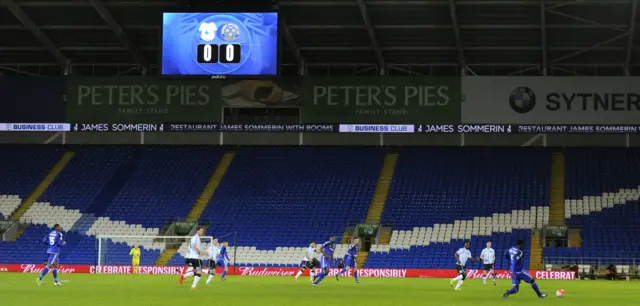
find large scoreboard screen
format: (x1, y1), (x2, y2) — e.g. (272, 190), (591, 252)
(161, 12), (279, 77)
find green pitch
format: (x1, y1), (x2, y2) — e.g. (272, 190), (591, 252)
(1, 274), (639, 306)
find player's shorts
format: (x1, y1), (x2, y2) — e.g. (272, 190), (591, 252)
(208, 259), (216, 270)
(309, 258), (320, 268)
(511, 271), (534, 286)
(319, 256), (333, 269)
(455, 264), (465, 275)
(343, 255), (356, 268)
(483, 263), (494, 271)
(215, 258), (228, 268)
(185, 258), (202, 269)
(46, 253), (59, 265)
(300, 260), (309, 268)
(132, 259), (140, 266)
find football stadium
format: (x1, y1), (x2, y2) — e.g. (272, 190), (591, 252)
(1, 1), (640, 305)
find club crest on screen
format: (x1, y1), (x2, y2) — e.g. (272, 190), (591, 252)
(221, 23), (240, 41)
(199, 22), (218, 42)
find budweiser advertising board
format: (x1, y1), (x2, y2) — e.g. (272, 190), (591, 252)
(0, 264), (576, 280)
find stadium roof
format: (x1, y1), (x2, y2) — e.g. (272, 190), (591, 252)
(0, 0), (639, 76)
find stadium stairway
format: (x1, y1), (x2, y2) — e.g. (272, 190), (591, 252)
(357, 251), (368, 268)
(529, 231), (543, 270)
(549, 152), (565, 226)
(365, 153), (398, 224)
(339, 153), (397, 245)
(347, 152), (397, 266)
(9, 152), (75, 223)
(186, 151), (235, 222)
(568, 229), (582, 247)
(155, 249), (178, 266)
(378, 229), (391, 245)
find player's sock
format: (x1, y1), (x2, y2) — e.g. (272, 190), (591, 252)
(206, 274), (214, 284)
(354, 270), (359, 282)
(507, 286), (519, 295)
(483, 275), (487, 284)
(52, 269), (58, 283)
(491, 274), (497, 285)
(183, 272), (194, 278)
(315, 273), (326, 284)
(39, 267), (50, 280)
(338, 268), (347, 276)
(452, 275), (463, 282)
(531, 282), (543, 297)
(221, 271), (227, 278)
(295, 270), (303, 278)
(310, 271), (314, 281)
(455, 280), (464, 290)
(192, 276), (200, 288)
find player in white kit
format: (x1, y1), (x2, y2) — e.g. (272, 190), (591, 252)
(294, 242), (319, 282)
(450, 241), (478, 291)
(179, 227), (209, 289)
(480, 241), (497, 286)
(206, 238), (221, 284)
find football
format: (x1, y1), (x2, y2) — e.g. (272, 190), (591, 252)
(556, 289), (565, 298)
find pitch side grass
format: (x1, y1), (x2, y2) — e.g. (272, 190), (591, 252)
(1, 273), (638, 306)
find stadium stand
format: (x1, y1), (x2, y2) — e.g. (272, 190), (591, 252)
(366, 148), (551, 269)
(368, 230), (533, 269)
(382, 148), (551, 230)
(168, 147), (385, 266)
(545, 150), (640, 268)
(4, 147), (638, 270)
(2, 147), (224, 265)
(39, 147), (133, 212)
(0, 148), (62, 219)
(99, 147), (224, 228)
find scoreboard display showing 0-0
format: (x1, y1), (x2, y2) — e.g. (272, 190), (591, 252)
(161, 12), (278, 77)
(197, 44), (241, 64)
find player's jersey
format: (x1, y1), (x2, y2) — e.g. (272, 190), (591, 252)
(218, 246), (230, 261)
(187, 234), (201, 259)
(208, 245), (220, 260)
(507, 247), (525, 273)
(481, 247), (495, 264)
(322, 240), (336, 258)
(455, 247), (472, 267)
(303, 246), (315, 261)
(130, 248), (141, 259)
(346, 243), (359, 257)
(43, 230), (63, 254)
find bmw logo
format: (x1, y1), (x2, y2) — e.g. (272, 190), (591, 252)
(509, 87), (536, 114)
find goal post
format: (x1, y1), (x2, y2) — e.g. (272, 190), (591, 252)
(95, 235), (215, 267)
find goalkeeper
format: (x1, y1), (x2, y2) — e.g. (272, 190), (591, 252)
(130, 244), (141, 274)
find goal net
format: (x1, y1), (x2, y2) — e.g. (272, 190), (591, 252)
(95, 235), (217, 267)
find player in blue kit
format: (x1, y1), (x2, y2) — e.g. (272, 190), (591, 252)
(312, 235), (336, 287)
(502, 240), (548, 299)
(37, 224), (64, 286)
(216, 241), (231, 281)
(336, 236), (360, 283)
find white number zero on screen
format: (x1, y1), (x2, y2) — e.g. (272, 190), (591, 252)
(226, 44), (234, 62)
(203, 44), (212, 62)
